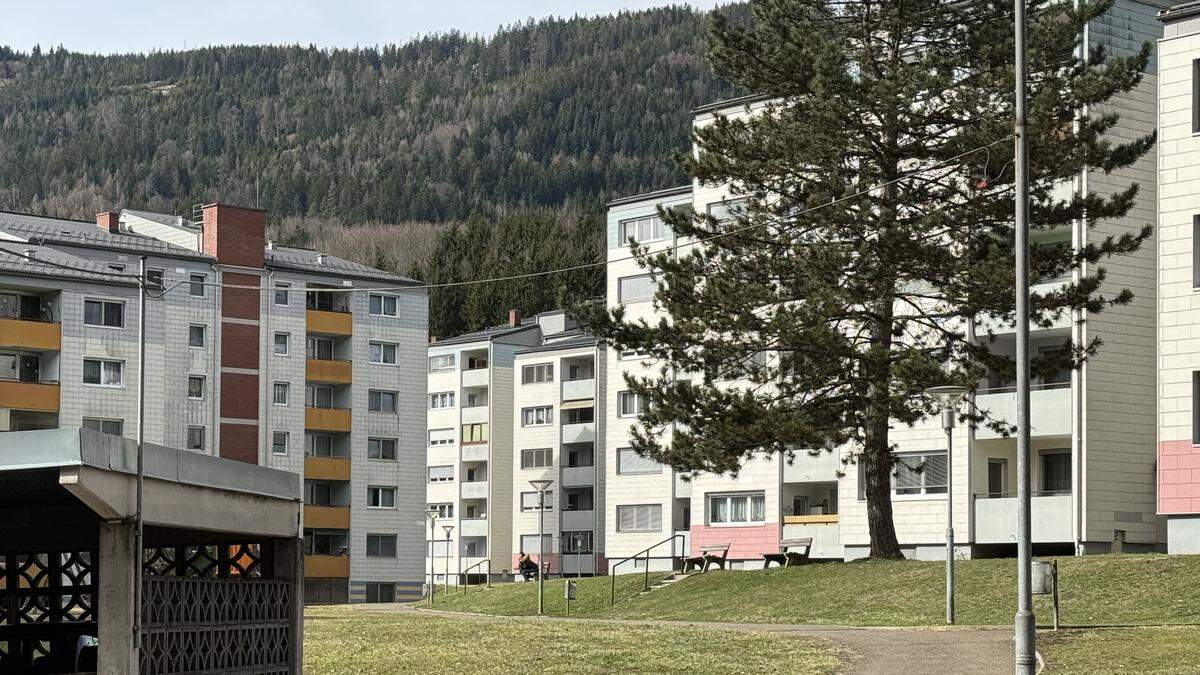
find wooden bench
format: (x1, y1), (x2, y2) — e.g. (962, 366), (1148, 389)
(762, 538), (813, 569)
(684, 544), (731, 573)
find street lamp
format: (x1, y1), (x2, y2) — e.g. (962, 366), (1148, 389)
(442, 525), (455, 596)
(424, 509), (439, 604)
(925, 385), (969, 625)
(529, 478), (553, 615)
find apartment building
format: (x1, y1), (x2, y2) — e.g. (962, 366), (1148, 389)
(0, 204), (428, 602)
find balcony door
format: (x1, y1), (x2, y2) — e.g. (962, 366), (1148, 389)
(987, 459), (1008, 497)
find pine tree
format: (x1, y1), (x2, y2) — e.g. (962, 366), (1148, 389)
(584, 0), (1153, 558)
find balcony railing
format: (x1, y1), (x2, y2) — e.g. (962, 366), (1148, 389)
(305, 309), (352, 336)
(973, 491), (1072, 544)
(304, 554), (350, 578)
(975, 384), (1071, 439)
(0, 317), (61, 351)
(304, 505), (351, 530)
(305, 407), (351, 432)
(305, 358), (352, 384)
(0, 378), (60, 413)
(304, 456), (351, 481)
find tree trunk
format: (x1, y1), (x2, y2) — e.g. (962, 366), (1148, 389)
(863, 424), (904, 559)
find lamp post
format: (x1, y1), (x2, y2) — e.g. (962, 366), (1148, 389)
(925, 385), (969, 625)
(424, 509), (439, 605)
(529, 479), (553, 615)
(442, 525), (454, 596)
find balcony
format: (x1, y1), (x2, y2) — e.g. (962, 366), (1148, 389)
(782, 515), (843, 559)
(304, 456), (351, 481)
(976, 281), (1071, 335)
(561, 378), (595, 402)
(304, 505), (350, 530)
(782, 449), (841, 483)
(0, 317), (61, 351)
(461, 444), (489, 462)
(460, 518), (489, 538)
(561, 422), (595, 444)
(974, 492), (1072, 544)
(305, 407), (351, 433)
(304, 554), (350, 578)
(561, 465), (596, 487)
(462, 367), (489, 388)
(0, 380), (59, 413)
(974, 384), (1071, 440)
(306, 309), (352, 336)
(306, 359), (352, 384)
(561, 509), (595, 531)
(674, 472), (692, 498)
(461, 404), (489, 425)
(461, 481), (489, 500)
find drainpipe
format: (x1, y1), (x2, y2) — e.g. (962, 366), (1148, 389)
(134, 256), (147, 652)
(209, 263), (219, 459)
(261, 269), (274, 465)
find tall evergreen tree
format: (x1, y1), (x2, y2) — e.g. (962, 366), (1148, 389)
(585, 0), (1152, 558)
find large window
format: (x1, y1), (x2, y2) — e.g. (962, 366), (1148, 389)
(83, 299), (124, 328)
(707, 492), (766, 525)
(616, 504), (662, 532)
(617, 391), (648, 417)
(616, 447), (661, 475)
(369, 341), (398, 365)
(521, 406), (553, 427)
(369, 294), (398, 317)
(368, 390), (398, 413)
(892, 451), (948, 496)
(520, 491), (554, 512)
(428, 428), (454, 447)
(428, 465), (454, 483)
(307, 433), (333, 457)
(366, 534), (397, 557)
(618, 274), (654, 304)
(367, 437), (397, 460)
(706, 198), (747, 229)
(305, 481), (333, 506)
(428, 503), (454, 519)
(83, 359), (123, 387)
(429, 354), (456, 372)
(306, 337), (333, 360)
(367, 486), (396, 509)
(522, 363), (554, 384)
(429, 392), (455, 409)
(1041, 450), (1072, 495)
(618, 215), (664, 245)
(306, 384), (333, 408)
(461, 423), (488, 444)
(82, 417), (123, 436)
(519, 534), (553, 554)
(521, 448), (553, 469)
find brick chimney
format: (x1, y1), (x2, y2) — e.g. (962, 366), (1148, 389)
(200, 203), (266, 268)
(95, 211), (121, 233)
(508, 309), (521, 327)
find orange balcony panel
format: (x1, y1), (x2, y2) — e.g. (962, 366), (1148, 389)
(306, 309), (352, 336)
(305, 505), (350, 530)
(305, 407), (351, 432)
(0, 318), (61, 351)
(306, 359), (352, 384)
(0, 381), (59, 413)
(304, 554), (350, 578)
(305, 456), (351, 481)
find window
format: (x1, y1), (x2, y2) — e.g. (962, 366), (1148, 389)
(1194, 216), (1200, 289)
(521, 406), (553, 427)
(1195, 372), (1200, 445)
(617, 447), (662, 475)
(188, 324), (206, 348)
(428, 428), (454, 447)
(365, 583), (395, 603)
(145, 268), (164, 288)
(618, 274), (654, 304)
(519, 534), (553, 554)
(306, 337), (333, 360)
(520, 491), (554, 512)
(892, 451), (948, 496)
(369, 293), (398, 317)
(429, 392), (455, 409)
(187, 375), (205, 400)
(367, 486), (396, 508)
(186, 426), (205, 451)
(616, 504), (662, 532)
(189, 273), (206, 298)
(107, 264), (125, 273)
(1041, 450), (1072, 495)
(429, 503), (454, 519)
(618, 391), (648, 417)
(273, 382), (290, 406)
(82, 417), (123, 436)
(272, 432), (289, 456)
(562, 531), (594, 554)
(1194, 58), (1200, 134)
(366, 534), (397, 557)
(274, 282), (290, 306)
(368, 390), (398, 413)
(306, 384), (333, 408)
(369, 341), (398, 365)
(706, 198), (747, 229)
(461, 423), (488, 443)
(83, 359), (123, 387)
(707, 492), (766, 525)
(428, 465), (454, 483)
(562, 407), (594, 425)
(368, 437), (397, 460)
(307, 290), (336, 311)
(83, 299), (124, 328)
(306, 434), (333, 457)
(987, 459), (1007, 497)
(305, 481), (334, 506)
(428, 354), (456, 372)
(521, 448), (553, 469)
(274, 332), (290, 356)
(522, 363), (554, 384)
(304, 531), (348, 555)
(618, 215), (664, 245)
(619, 347), (651, 361)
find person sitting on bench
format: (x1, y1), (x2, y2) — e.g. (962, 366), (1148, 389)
(517, 552), (538, 581)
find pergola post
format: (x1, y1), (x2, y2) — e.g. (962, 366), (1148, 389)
(98, 520), (138, 674)
(274, 536), (304, 672)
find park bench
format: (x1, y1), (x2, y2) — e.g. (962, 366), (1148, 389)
(762, 538), (813, 569)
(684, 544), (731, 573)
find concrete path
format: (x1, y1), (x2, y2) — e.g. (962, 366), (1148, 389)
(370, 605), (1016, 674)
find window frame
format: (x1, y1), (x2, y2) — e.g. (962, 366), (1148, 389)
(520, 490), (554, 512)
(617, 215), (665, 246)
(616, 504), (662, 533)
(189, 273), (206, 298)
(272, 381), (290, 406)
(521, 362), (554, 384)
(368, 341), (399, 365)
(367, 437), (398, 461)
(890, 450), (949, 499)
(521, 447), (553, 469)
(428, 428), (455, 447)
(429, 391), (455, 409)
(272, 431), (289, 456)
(428, 502), (454, 519)
(427, 465), (454, 483)
(617, 390), (646, 418)
(369, 293), (399, 317)
(82, 417), (123, 436)
(428, 354), (456, 372)
(617, 273), (654, 304)
(705, 491), (766, 526)
(83, 298), (125, 329)
(186, 426), (205, 452)
(187, 375), (205, 400)
(365, 533), (398, 558)
(616, 447), (662, 475)
(273, 332), (290, 356)
(366, 486), (397, 509)
(82, 358), (124, 388)
(368, 389), (398, 413)
(274, 282), (291, 306)
(521, 405), (553, 427)
(188, 324), (206, 349)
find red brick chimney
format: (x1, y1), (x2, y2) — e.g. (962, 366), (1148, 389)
(95, 211), (121, 233)
(508, 309), (521, 327)
(200, 203), (266, 268)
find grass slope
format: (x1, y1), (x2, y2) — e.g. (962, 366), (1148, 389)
(1041, 626), (1200, 674)
(432, 555), (1200, 627)
(303, 606), (840, 674)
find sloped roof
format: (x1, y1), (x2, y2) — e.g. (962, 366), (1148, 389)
(265, 246), (421, 285)
(0, 210), (212, 260)
(0, 243), (137, 286)
(515, 332), (601, 355)
(431, 321), (540, 347)
(123, 209), (199, 230)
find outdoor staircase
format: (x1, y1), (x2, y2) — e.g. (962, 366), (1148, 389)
(642, 572), (693, 594)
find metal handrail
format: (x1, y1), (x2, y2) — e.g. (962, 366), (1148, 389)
(459, 558), (492, 595)
(609, 533), (685, 606)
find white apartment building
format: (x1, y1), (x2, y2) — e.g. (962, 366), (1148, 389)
(0, 204), (429, 603)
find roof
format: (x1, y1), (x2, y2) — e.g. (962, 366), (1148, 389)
(265, 245), (421, 285)
(0, 210), (213, 260)
(607, 185), (693, 208)
(691, 93), (772, 115)
(1160, 1), (1200, 22)
(123, 208), (198, 229)
(431, 321), (540, 347)
(515, 333), (601, 356)
(0, 243), (138, 286)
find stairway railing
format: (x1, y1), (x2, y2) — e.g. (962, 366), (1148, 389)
(608, 533), (685, 606)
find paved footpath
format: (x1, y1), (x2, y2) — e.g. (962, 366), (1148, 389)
(371, 605), (1018, 675)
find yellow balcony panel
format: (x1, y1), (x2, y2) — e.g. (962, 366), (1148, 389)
(304, 554), (350, 578)
(305, 456), (351, 481)
(306, 309), (352, 336)
(0, 381), (59, 413)
(0, 318), (61, 351)
(306, 358), (352, 384)
(305, 505), (350, 530)
(783, 514), (839, 525)
(305, 407), (351, 432)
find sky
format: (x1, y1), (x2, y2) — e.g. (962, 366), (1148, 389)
(0, 1), (727, 55)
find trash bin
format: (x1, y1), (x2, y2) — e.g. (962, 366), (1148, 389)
(1031, 560), (1054, 595)
(564, 579), (577, 600)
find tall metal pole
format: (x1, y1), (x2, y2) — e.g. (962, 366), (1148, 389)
(428, 517), (436, 604)
(443, 526), (453, 596)
(133, 256), (147, 652)
(537, 489), (546, 615)
(1013, 0), (1037, 670)
(943, 406), (955, 625)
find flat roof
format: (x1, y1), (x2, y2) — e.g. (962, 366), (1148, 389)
(606, 185), (693, 208)
(691, 93), (770, 115)
(1160, 1), (1200, 22)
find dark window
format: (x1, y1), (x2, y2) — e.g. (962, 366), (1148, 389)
(1194, 216), (1200, 288)
(1194, 59), (1200, 134)
(366, 534), (397, 557)
(365, 583), (395, 603)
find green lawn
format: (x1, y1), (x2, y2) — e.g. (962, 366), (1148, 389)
(431, 554), (1200, 627)
(303, 606), (841, 674)
(1041, 626), (1200, 674)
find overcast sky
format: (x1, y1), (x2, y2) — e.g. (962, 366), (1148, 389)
(0, 1), (727, 55)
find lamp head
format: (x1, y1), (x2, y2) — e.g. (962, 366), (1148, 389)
(424, 509), (440, 521)
(924, 385), (969, 409)
(441, 525), (454, 536)
(529, 479), (553, 491)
